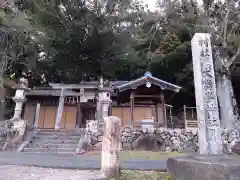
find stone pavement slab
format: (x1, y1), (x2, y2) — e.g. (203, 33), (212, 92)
(0, 152), (167, 171)
(167, 155), (240, 180)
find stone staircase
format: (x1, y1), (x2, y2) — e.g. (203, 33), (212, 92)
(23, 129), (84, 154)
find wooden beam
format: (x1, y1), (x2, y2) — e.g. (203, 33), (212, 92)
(27, 90), (96, 99)
(49, 83), (98, 89)
(134, 94), (162, 98)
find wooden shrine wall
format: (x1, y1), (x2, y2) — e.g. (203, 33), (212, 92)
(112, 105), (157, 126)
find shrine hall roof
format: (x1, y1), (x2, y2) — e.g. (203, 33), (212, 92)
(117, 72), (181, 92)
(26, 73), (181, 96)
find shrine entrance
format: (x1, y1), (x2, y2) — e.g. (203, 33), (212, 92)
(77, 103), (96, 128)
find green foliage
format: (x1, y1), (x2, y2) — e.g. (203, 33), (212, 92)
(16, 0), (147, 83)
(127, 0), (201, 106)
(119, 170), (173, 180)
(0, 2), (40, 85)
(7, 0), (240, 107)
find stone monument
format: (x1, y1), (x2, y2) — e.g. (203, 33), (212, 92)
(191, 33), (222, 155)
(101, 116), (121, 179)
(167, 33), (240, 180)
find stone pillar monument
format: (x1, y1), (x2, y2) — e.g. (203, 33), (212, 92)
(167, 33), (240, 180)
(191, 33), (222, 155)
(101, 116), (121, 179)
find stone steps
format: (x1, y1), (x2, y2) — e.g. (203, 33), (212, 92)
(23, 147), (76, 153)
(27, 143), (77, 149)
(22, 129), (84, 154)
(31, 139), (79, 144)
(37, 131), (83, 136)
(33, 135), (80, 140)
(38, 130), (83, 136)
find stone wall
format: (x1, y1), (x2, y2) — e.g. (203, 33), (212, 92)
(89, 126), (239, 154)
(0, 121), (8, 149)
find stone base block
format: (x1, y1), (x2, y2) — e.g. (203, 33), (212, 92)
(167, 155), (240, 180)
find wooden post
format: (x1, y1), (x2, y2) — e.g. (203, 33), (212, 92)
(184, 105), (187, 129)
(108, 103), (112, 116)
(96, 99), (101, 122)
(169, 107), (173, 128)
(160, 91), (166, 127)
(0, 88), (5, 122)
(77, 103), (82, 128)
(155, 103), (158, 122)
(130, 92), (134, 127)
(101, 116), (121, 179)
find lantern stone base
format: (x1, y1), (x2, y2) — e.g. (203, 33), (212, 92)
(167, 155), (240, 180)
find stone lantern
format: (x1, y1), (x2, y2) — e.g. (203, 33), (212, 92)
(2, 77), (30, 151)
(12, 77), (30, 121)
(98, 89), (112, 121)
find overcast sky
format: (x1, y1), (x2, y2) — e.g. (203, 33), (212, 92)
(142, 0), (203, 10)
(143, 0), (157, 10)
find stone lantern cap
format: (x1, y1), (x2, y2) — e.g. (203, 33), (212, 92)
(12, 77), (30, 91)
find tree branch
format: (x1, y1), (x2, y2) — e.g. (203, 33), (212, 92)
(190, 0), (199, 16)
(223, 8), (229, 47)
(226, 47), (240, 69)
(227, 22), (239, 41)
(36, 0), (69, 34)
(143, 23), (157, 37)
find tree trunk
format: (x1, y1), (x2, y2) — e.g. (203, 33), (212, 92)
(0, 75), (5, 122)
(214, 47), (240, 130)
(216, 74), (238, 129)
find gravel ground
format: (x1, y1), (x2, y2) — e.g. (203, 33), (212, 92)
(0, 165), (105, 180)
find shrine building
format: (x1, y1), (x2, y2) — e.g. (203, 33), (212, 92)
(23, 72), (181, 129)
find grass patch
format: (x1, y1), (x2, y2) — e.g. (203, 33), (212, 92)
(119, 170), (173, 180)
(85, 151), (185, 160)
(120, 151), (185, 160)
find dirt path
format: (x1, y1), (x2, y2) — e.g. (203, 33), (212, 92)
(0, 165), (104, 180)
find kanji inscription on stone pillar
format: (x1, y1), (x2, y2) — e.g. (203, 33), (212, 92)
(101, 116), (121, 179)
(191, 33), (222, 155)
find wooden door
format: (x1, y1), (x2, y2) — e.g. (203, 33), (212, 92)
(43, 106), (56, 128)
(38, 106), (45, 128)
(62, 106), (77, 129)
(24, 104), (35, 126)
(133, 106), (154, 126)
(112, 107), (123, 125)
(38, 106), (57, 129)
(122, 107), (131, 126)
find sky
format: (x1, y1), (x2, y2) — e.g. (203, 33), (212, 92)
(142, 0), (157, 10)
(142, 0), (204, 10)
